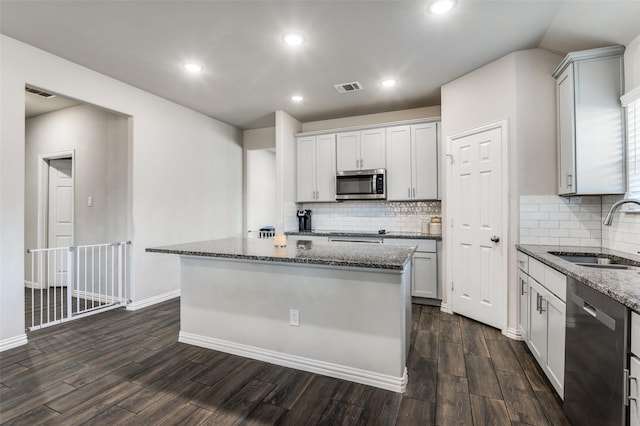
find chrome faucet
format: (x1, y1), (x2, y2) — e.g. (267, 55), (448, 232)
(603, 199), (640, 225)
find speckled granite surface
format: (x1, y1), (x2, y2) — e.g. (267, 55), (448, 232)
(147, 237), (417, 271)
(517, 244), (640, 312)
(286, 230), (442, 241)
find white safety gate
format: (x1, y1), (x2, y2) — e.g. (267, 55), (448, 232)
(25, 241), (131, 331)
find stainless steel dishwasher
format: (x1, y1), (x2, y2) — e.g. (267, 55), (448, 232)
(564, 277), (628, 425)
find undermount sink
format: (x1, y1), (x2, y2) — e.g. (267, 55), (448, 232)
(548, 252), (639, 270)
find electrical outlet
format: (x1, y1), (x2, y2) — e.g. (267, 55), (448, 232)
(289, 309), (299, 326)
(87, 196), (93, 207)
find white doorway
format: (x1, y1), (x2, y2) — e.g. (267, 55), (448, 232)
(37, 151), (75, 286)
(447, 121), (508, 330)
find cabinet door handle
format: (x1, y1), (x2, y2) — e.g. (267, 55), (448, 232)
(408, 187), (411, 198)
(566, 173), (573, 188)
(520, 278), (527, 295)
(412, 187), (416, 197)
(625, 369), (631, 406)
(539, 297), (546, 313)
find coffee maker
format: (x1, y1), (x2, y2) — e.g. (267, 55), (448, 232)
(297, 209), (312, 232)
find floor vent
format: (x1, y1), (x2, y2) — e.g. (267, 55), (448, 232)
(334, 81), (363, 94)
(25, 87), (56, 98)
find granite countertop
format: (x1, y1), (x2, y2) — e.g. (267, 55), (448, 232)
(286, 230), (442, 241)
(517, 244), (640, 312)
(146, 237), (417, 271)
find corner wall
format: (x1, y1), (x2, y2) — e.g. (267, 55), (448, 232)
(0, 35), (243, 349)
(441, 48), (561, 336)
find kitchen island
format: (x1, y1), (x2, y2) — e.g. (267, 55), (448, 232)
(146, 237), (416, 392)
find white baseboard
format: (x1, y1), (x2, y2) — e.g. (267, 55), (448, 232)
(179, 331), (408, 393)
(440, 302), (452, 314)
(0, 333), (28, 352)
(24, 280), (42, 289)
(127, 290), (180, 311)
(506, 327), (523, 341)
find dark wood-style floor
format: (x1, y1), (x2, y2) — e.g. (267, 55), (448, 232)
(0, 298), (570, 425)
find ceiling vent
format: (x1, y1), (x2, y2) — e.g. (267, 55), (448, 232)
(25, 87), (56, 99)
(334, 81), (363, 94)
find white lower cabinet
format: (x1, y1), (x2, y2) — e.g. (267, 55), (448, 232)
(385, 238), (439, 300)
(630, 312), (640, 426)
(517, 250), (566, 398)
(413, 251), (437, 298)
(517, 269), (529, 342)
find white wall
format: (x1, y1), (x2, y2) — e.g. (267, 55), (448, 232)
(275, 111), (301, 233)
(441, 48), (561, 336)
(24, 104), (129, 249)
(0, 35), (242, 349)
(246, 149), (276, 234)
(243, 127), (276, 235)
(302, 106), (441, 133)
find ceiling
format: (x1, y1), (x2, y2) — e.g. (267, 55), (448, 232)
(3, 1), (640, 129)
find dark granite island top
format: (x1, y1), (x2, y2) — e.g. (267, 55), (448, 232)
(146, 237), (417, 271)
(517, 244), (640, 312)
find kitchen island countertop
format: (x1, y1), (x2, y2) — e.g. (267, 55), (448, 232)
(146, 236), (417, 271)
(517, 244), (640, 312)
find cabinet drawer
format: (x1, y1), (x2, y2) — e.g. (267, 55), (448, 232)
(545, 267), (566, 303)
(529, 258), (545, 283)
(529, 258), (566, 302)
(517, 251), (529, 273)
(384, 238), (435, 252)
(632, 312), (640, 356)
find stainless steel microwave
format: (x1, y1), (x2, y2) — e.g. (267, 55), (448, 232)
(336, 169), (386, 200)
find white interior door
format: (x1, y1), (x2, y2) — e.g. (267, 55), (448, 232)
(450, 124), (505, 329)
(48, 158), (73, 285)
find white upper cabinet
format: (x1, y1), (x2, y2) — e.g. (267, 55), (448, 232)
(553, 45), (625, 196)
(386, 123), (438, 201)
(296, 133), (336, 202)
(336, 129), (385, 171)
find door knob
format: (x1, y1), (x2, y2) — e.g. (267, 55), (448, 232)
(490, 236), (500, 243)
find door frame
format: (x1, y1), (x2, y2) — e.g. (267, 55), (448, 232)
(37, 150), (75, 250)
(444, 120), (509, 334)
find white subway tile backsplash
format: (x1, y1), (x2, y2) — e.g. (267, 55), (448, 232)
(300, 200), (442, 233)
(520, 194), (639, 254)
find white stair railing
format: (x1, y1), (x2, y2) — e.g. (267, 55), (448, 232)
(25, 241), (131, 331)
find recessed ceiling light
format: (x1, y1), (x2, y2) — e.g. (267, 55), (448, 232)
(183, 63), (203, 73)
(291, 95), (304, 102)
(428, 0), (456, 15)
(381, 79), (397, 88)
(283, 33), (305, 46)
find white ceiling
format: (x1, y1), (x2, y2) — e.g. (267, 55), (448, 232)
(3, 1), (640, 129)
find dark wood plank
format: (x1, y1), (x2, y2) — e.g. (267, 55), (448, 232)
(486, 339), (523, 374)
(395, 396), (435, 425)
(459, 315), (491, 357)
(435, 373), (473, 425)
(535, 390), (571, 426)
(438, 341), (466, 377)
(469, 394), (511, 426)
(514, 347), (551, 393)
(201, 379), (276, 425)
(3, 296), (571, 425)
(495, 369), (548, 425)
(413, 329), (439, 360)
(317, 399), (362, 425)
(438, 316), (462, 343)
(465, 355), (503, 399)
(356, 387), (402, 426)
(241, 402), (288, 425)
(278, 375), (339, 426)
(405, 355), (437, 402)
